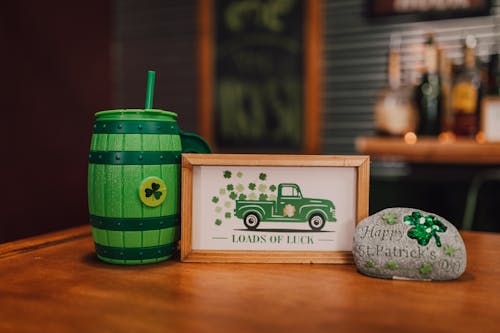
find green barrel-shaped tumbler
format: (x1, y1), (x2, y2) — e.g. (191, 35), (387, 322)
(88, 109), (210, 264)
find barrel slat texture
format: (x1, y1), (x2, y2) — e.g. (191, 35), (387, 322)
(89, 114), (181, 265)
(119, 231), (136, 247)
(107, 164), (124, 217)
(123, 165), (143, 216)
(124, 134), (142, 150)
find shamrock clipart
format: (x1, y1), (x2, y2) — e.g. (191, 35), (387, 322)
(403, 211), (447, 247)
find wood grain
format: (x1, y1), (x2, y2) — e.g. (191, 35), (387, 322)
(181, 153), (369, 167)
(197, 0), (214, 147)
(180, 155), (194, 261)
(304, 0), (323, 154)
(0, 225), (90, 259)
(356, 157), (370, 223)
(356, 136), (500, 164)
(182, 250), (353, 264)
(0, 227), (499, 333)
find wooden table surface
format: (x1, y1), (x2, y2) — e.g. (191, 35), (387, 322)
(1, 225), (499, 333)
(356, 136), (500, 164)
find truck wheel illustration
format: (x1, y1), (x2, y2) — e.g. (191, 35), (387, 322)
(309, 214), (325, 231)
(243, 212), (260, 230)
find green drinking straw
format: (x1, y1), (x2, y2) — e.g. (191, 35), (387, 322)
(145, 70), (156, 109)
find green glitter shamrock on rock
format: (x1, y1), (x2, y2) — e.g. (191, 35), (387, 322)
(403, 211), (447, 247)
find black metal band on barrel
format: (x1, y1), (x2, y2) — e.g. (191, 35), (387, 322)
(90, 214), (179, 231)
(94, 242), (177, 261)
(93, 120), (180, 134)
(88, 151), (181, 165)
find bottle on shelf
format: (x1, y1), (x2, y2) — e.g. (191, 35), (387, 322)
(451, 34), (482, 137)
(487, 44), (500, 96)
(374, 35), (418, 136)
(488, 18), (500, 96)
(415, 33), (442, 136)
(439, 48), (453, 134)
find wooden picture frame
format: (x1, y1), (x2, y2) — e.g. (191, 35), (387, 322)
(481, 96), (500, 142)
(181, 154), (370, 263)
(197, 0), (323, 153)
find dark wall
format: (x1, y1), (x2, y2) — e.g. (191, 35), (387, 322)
(114, 0), (199, 133)
(0, 1), (112, 242)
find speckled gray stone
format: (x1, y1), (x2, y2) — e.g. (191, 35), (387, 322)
(353, 208), (466, 281)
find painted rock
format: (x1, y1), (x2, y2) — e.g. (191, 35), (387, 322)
(353, 208), (466, 281)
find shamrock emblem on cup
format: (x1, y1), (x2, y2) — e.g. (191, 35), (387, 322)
(145, 182), (163, 200)
(139, 177), (167, 207)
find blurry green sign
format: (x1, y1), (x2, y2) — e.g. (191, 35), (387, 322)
(214, 0), (304, 151)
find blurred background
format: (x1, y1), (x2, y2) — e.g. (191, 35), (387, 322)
(1, 0), (500, 243)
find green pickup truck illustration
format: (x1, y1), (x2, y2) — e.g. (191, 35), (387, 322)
(234, 183), (336, 231)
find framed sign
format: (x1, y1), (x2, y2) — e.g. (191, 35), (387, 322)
(198, 0), (322, 153)
(481, 96), (500, 142)
(181, 154), (370, 263)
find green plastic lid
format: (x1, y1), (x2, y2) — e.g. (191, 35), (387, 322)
(95, 109), (178, 122)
